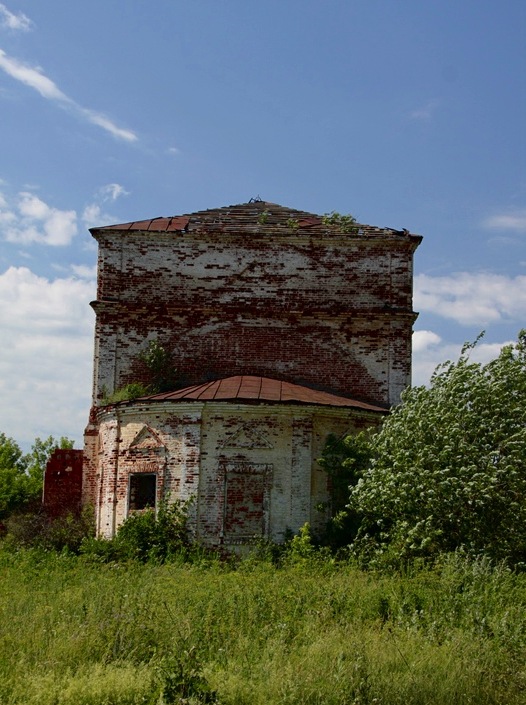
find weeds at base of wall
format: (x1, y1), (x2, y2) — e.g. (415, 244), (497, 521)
(2, 501), (228, 573)
(77, 501), (211, 566)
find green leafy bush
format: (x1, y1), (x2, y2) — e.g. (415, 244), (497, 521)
(139, 340), (178, 393)
(5, 506), (94, 553)
(101, 382), (150, 404)
(322, 211), (358, 234)
(318, 431), (374, 548)
(349, 331), (526, 567)
(81, 501), (190, 564)
(100, 341), (179, 404)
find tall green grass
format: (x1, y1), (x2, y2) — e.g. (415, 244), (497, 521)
(0, 548), (525, 704)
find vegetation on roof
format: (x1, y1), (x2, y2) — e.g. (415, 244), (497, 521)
(322, 211), (359, 234)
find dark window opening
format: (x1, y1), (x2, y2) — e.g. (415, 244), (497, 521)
(129, 473), (156, 511)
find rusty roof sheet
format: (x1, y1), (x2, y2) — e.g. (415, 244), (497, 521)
(135, 375), (387, 412)
(90, 201), (422, 242)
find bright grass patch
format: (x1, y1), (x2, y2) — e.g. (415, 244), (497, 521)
(0, 548), (525, 704)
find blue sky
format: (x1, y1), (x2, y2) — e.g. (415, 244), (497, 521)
(0, 1), (524, 448)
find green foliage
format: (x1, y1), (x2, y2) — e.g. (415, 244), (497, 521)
(1, 549), (526, 704)
(0, 433), (73, 519)
(100, 342), (178, 404)
(81, 501), (190, 564)
(5, 506), (94, 553)
(322, 211), (359, 233)
(318, 432), (374, 547)
(0, 432), (26, 472)
(0, 469), (29, 521)
(257, 209), (270, 225)
(102, 382), (150, 404)
(285, 523), (317, 563)
(155, 646), (218, 704)
(349, 331), (526, 567)
(115, 502), (188, 563)
(0, 433), (28, 520)
(285, 217), (299, 230)
(139, 340), (178, 393)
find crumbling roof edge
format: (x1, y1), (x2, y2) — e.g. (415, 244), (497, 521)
(88, 201), (422, 243)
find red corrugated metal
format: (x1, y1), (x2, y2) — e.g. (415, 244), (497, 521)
(135, 375), (387, 412)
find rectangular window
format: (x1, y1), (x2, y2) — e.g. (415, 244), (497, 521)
(129, 473), (157, 511)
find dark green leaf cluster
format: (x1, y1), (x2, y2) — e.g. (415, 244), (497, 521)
(138, 340), (178, 393)
(349, 331), (526, 567)
(5, 506), (93, 553)
(101, 382), (150, 404)
(318, 432), (374, 548)
(81, 501), (190, 563)
(100, 341), (179, 405)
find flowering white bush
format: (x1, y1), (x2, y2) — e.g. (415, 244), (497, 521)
(349, 331), (526, 566)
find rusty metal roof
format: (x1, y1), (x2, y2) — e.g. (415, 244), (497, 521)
(136, 376), (387, 412)
(90, 201), (422, 242)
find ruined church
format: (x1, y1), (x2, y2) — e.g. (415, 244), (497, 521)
(44, 200), (421, 548)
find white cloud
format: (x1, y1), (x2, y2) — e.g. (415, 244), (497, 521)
(0, 191), (15, 225)
(414, 272), (526, 325)
(2, 191), (77, 246)
(1, 182), (128, 245)
(81, 204), (103, 229)
(409, 99), (439, 121)
(0, 3), (33, 31)
(79, 107), (138, 143)
(412, 329), (514, 387)
(81, 183), (129, 229)
(0, 49), (66, 100)
(99, 183), (129, 202)
(412, 329), (442, 353)
(0, 267), (95, 448)
(0, 49), (137, 142)
(483, 209), (526, 233)
(71, 263), (97, 279)
(18, 191), (50, 219)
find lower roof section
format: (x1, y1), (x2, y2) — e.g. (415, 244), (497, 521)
(137, 375), (388, 413)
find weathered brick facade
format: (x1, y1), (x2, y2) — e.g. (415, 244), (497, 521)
(42, 449), (83, 517)
(80, 201), (421, 545)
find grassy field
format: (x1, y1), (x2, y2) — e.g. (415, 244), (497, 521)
(0, 547), (525, 704)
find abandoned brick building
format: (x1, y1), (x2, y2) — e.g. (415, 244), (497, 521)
(46, 200), (421, 547)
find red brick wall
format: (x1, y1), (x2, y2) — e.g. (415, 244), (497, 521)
(91, 231), (418, 408)
(83, 214), (419, 539)
(43, 449), (83, 517)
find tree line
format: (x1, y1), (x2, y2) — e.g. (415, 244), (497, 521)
(0, 434), (73, 520)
